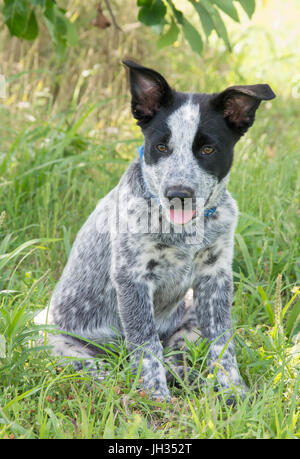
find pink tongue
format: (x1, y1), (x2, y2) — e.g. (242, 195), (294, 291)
(169, 209), (196, 224)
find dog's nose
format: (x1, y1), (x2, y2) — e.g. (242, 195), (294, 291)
(165, 186), (194, 199)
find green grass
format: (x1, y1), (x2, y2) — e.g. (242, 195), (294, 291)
(0, 0), (300, 439)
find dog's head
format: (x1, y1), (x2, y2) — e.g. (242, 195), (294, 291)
(123, 60), (275, 226)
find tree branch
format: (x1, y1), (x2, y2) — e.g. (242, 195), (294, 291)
(103, 0), (122, 31)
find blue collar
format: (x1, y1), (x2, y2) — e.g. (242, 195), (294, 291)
(138, 145), (216, 218)
(138, 144), (145, 160)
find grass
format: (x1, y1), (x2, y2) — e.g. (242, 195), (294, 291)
(0, 0), (300, 439)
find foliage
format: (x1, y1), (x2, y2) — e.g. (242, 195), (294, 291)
(0, 92), (299, 437)
(2, 0), (78, 59)
(1, 0), (256, 58)
(139, 0), (256, 54)
(0, 0), (300, 440)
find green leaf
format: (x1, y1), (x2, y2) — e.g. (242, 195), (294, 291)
(157, 19), (179, 49)
(166, 0), (184, 25)
(43, 20), (66, 59)
(198, 0), (232, 51)
(191, 1), (214, 38)
(22, 8), (38, 40)
(28, 0), (46, 6)
(187, 398), (202, 431)
(182, 17), (203, 55)
(257, 285), (274, 325)
(238, 0), (256, 18)
(52, 11), (68, 38)
(103, 407), (115, 439)
(43, 0), (77, 59)
(137, 0), (152, 6)
(235, 233), (256, 281)
(213, 0), (240, 22)
(138, 0), (167, 26)
(286, 300), (300, 338)
(3, 0), (31, 38)
(66, 17), (78, 46)
(43, 0), (66, 46)
(0, 238), (57, 271)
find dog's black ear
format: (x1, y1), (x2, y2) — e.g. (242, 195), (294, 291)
(212, 84), (276, 135)
(122, 60), (173, 125)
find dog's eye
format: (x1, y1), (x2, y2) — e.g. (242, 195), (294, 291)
(156, 144), (168, 153)
(201, 145), (214, 155)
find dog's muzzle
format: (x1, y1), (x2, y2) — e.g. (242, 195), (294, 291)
(164, 186), (196, 225)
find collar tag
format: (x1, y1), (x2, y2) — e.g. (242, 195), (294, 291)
(204, 207), (216, 217)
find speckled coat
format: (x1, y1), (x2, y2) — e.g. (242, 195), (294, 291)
(35, 61), (275, 403)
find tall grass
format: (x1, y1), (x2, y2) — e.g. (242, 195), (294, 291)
(0, 0), (299, 439)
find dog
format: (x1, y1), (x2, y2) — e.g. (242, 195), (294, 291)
(35, 60), (275, 403)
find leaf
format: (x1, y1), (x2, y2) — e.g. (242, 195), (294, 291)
(3, 0), (38, 41)
(103, 407), (115, 439)
(191, 2), (214, 38)
(157, 19), (179, 49)
(52, 9), (68, 38)
(238, 0), (256, 18)
(21, 8), (39, 40)
(0, 234), (12, 257)
(28, 0), (46, 5)
(43, 0), (66, 57)
(42, 0), (77, 59)
(3, 0), (31, 37)
(235, 233), (256, 281)
(197, 0), (232, 51)
(182, 17), (203, 55)
(66, 16), (78, 46)
(257, 285), (274, 324)
(187, 398), (202, 431)
(166, 0), (183, 24)
(213, 0), (240, 22)
(138, 0), (167, 26)
(137, 0), (152, 6)
(286, 300), (300, 338)
(0, 238), (58, 271)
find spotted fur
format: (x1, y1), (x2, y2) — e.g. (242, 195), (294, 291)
(35, 61), (275, 403)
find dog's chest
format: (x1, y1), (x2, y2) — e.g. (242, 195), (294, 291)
(134, 241), (198, 313)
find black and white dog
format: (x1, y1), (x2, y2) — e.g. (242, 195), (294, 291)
(35, 61), (275, 403)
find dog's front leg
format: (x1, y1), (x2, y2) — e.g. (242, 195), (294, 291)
(114, 272), (170, 401)
(194, 256), (247, 401)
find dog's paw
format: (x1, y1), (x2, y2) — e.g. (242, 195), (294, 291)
(214, 381), (249, 406)
(150, 390), (172, 403)
(141, 377), (171, 402)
